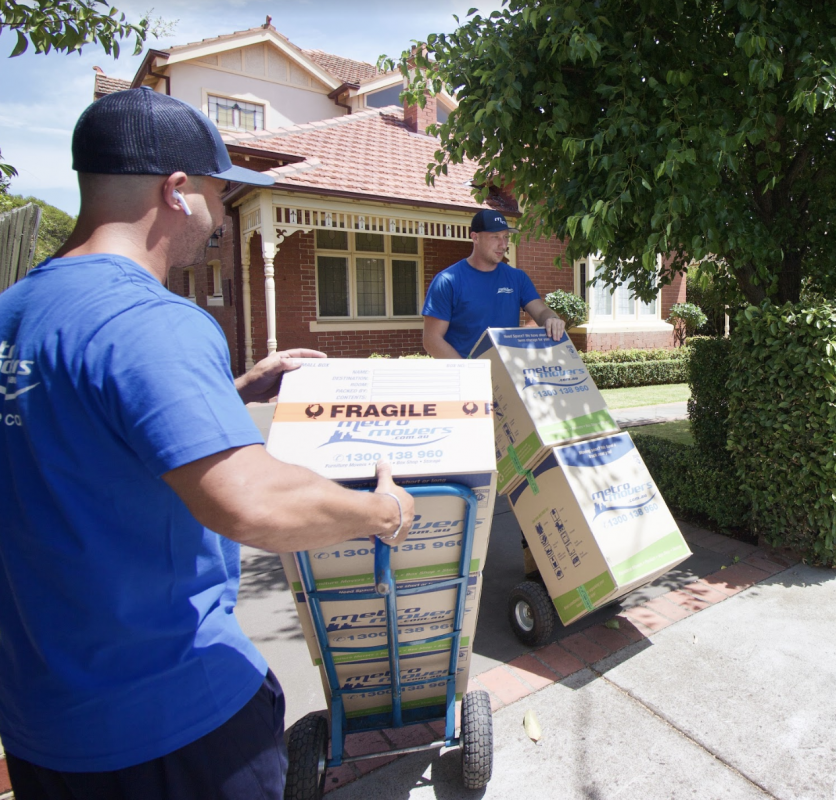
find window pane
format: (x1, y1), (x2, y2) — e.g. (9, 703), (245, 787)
(392, 260), (418, 315)
(317, 256), (349, 316)
(208, 95), (263, 131)
(591, 272), (612, 318)
(615, 285), (635, 318)
(355, 232), (384, 252)
(356, 257), (385, 316)
(316, 229), (348, 250)
(639, 297), (657, 316)
(391, 235), (418, 255)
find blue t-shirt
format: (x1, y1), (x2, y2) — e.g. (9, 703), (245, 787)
(0, 254), (268, 771)
(422, 259), (540, 357)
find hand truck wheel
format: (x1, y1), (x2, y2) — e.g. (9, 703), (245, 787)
(508, 579), (556, 647)
(284, 712), (329, 800)
(460, 689), (493, 789)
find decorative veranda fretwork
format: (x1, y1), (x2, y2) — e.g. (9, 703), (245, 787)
(273, 204), (473, 242)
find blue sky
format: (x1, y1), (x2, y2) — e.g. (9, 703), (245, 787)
(0, 0), (505, 216)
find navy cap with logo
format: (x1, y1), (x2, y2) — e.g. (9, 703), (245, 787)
(470, 209), (518, 234)
(71, 87), (275, 186)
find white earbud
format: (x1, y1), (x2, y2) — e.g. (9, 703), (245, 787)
(172, 190), (192, 216)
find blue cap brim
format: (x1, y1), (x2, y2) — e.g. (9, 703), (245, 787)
(213, 164), (276, 186)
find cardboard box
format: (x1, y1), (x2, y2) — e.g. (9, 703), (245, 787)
(268, 359), (497, 588)
(508, 432), (691, 626)
(317, 636), (472, 720)
(470, 328), (620, 493)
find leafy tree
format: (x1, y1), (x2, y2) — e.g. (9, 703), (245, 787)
(388, 1), (836, 306)
(0, 0), (148, 57)
(0, 194), (75, 264)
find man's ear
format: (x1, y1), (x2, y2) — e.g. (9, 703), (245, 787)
(162, 172), (189, 213)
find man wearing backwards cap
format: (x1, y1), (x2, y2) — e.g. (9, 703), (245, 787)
(422, 209), (565, 358)
(0, 87), (413, 800)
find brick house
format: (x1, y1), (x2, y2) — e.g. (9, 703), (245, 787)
(96, 20), (683, 375)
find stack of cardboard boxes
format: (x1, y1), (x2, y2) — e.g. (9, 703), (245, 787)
(471, 329), (691, 626)
(266, 358), (497, 720)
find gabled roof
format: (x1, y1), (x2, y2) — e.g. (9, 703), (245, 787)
(222, 107), (516, 214)
(302, 49), (381, 85)
(131, 23), (341, 91)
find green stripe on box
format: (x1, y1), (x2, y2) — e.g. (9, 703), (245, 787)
(302, 560), (480, 591)
(322, 636), (471, 665)
(553, 571), (616, 624)
(539, 409), (619, 442)
(612, 531), (690, 583)
(497, 431), (542, 491)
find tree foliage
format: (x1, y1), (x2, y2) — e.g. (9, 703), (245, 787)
(388, 1), (836, 305)
(0, 0), (149, 57)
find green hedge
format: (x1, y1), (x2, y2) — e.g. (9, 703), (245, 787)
(687, 336), (733, 455)
(632, 434), (749, 531)
(728, 302), (836, 565)
(580, 347), (690, 364)
(580, 347), (689, 389)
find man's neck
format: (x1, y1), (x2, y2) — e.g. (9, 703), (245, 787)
(466, 253), (500, 272)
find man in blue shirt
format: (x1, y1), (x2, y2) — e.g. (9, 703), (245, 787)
(0, 88), (413, 800)
(422, 210), (565, 357)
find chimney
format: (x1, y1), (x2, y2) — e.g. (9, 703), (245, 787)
(403, 44), (437, 134)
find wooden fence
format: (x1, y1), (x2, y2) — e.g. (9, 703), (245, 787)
(0, 203), (41, 292)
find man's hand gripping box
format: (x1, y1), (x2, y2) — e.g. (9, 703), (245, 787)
(470, 328), (619, 494)
(508, 432), (691, 626)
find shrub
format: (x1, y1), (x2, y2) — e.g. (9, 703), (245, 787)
(687, 336), (733, 456)
(728, 302), (836, 565)
(668, 302), (708, 346)
(584, 359), (687, 389)
(544, 289), (588, 330)
(632, 434), (749, 531)
(579, 347), (689, 388)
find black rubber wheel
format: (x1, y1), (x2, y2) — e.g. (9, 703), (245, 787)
(284, 712), (329, 800)
(508, 579), (556, 647)
(461, 690), (493, 789)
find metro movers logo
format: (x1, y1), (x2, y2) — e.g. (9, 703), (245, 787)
(522, 365), (588, 389)
(591, 480), (656, 518)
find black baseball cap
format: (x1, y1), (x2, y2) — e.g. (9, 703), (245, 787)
(471, 209), (518, 233)
(72, 87), (275, 186)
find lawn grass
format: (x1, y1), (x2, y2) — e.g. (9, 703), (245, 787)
(599, 382), (690, 409)
(631, 419), (694, 446)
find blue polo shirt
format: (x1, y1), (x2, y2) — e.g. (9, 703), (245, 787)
(0, 254), (268, 771)
(422, 259), (540, 357)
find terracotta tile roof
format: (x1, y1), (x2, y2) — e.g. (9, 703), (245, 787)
(93, 72), (131, 99)
(221, 107), (514, 213)
(301, 49), (381, 85)
(167, 24), (297, 54)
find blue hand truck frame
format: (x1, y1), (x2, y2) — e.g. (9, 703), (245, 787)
(284, 483), (493, 797)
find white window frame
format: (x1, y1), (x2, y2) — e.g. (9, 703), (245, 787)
(573, 253), (672, 332)
(315, 232), (424, 322)
(207, 260), (223, 307)
(206, 92), (265, 132)
(184, 268), (196, 303)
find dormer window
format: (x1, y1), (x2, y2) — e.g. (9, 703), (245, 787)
(208, 94), (264, 131)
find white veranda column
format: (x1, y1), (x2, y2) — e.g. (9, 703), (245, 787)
(258, 192), (281, 356)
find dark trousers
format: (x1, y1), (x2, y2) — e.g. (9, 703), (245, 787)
(6, 670), (288, 800)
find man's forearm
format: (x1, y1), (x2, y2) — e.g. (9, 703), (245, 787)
(423, 334), (462, 359)
(164, 446), (412, 552)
